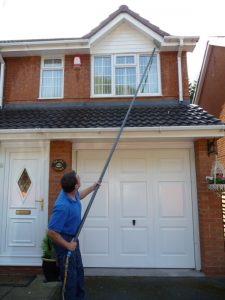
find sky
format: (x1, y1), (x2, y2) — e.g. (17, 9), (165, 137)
(0, 0), (224, 82)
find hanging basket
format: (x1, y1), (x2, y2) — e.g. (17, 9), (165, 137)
(208, 184), (225, 192)
(206, 156), (225, 196)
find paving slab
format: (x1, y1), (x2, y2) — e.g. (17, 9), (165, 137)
(1, 275), (59, 300)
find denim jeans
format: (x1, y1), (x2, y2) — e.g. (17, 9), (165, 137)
(54, 234), (85, 300)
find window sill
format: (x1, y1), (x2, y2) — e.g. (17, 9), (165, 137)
(38, 97), (64, 100)
(91, 94), (162, 98)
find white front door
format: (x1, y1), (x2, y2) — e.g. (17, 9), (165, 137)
(0, 147), (48, 266)
(77, 149), (195, 268)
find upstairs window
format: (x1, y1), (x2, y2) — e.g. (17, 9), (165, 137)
(94, 57), (112, 95)
(40, 58), (64, 99)
(115, 55), (136, 95)
(92, 53), (160, 97)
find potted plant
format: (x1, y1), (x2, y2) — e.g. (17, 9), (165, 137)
(41, 234), (60, 282)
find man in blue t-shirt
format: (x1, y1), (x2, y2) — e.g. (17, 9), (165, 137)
(48, 170), (97, 300)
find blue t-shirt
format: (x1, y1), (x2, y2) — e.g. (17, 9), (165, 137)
(48, 190), (81, 236)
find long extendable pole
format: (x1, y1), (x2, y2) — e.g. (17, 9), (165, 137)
(62, 48), (156, 299)
(73, 48), (156, 241)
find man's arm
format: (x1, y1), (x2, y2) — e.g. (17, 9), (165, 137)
(79, 182), (99, 200)
(47, 229), (77, 251)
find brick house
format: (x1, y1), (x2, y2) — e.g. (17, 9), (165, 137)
(194, 38), (225, 275)
(0, 6), (224, 275)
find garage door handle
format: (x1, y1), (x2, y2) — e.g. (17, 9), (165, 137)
(132, 220), (136, 226)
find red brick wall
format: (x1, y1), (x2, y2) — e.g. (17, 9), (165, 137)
(4, 56), (41, 102)
(195, 139), (225, 275)
(197, 46), (225, 119)
(3, 52), (189, 104)
(48, 141), (72, 218)
(64, 55), (90, 100)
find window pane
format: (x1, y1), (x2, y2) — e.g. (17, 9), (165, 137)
(41, 69), (63, 98)
(115, 67), (136, 95)
(139, 55), (158, 94)
(18, 168), (31, 199)
(116, 56), (135, 64)
(94, 57), (111, 95)
(44, 59), (62, 67)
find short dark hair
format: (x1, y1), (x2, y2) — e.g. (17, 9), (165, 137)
(61, 171), (78, 193)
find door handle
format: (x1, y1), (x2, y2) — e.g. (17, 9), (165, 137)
(132, 219), (136, 226)
(35, 198), (44, 211)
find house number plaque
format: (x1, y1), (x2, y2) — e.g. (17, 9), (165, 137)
(52, 159), (67, 171)
(16, 210), (31, 215)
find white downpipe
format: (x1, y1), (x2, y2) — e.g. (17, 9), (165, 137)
(0, 55), (5, 109)
(177, 38), (184, 102)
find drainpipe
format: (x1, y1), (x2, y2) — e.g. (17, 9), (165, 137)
(0, 54), (5, 109)
(177, 38), (184, 103)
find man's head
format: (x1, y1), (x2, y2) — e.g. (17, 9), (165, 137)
(61, 170), (80, 193)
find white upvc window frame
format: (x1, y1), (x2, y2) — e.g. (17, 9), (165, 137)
(39, 56), (64, 100)
(91, 53), (162, 98)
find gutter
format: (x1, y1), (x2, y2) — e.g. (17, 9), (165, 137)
(0, 54), (5, 109)
(0, 124), (223, 133)
(177, 38), (184, 102)
(0, 125), (223, 141)
(0, 38), (89, 47)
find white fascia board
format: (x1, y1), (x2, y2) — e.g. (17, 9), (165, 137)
(0, 39), (89, 54)
(193, 43), (212, 105)
(0, 125), (223, 141)
(89, 13), (164, 47)
(164, 36), (199, 43)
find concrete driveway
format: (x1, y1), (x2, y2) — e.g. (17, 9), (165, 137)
(84, 276), (225, 300)
(1, 272), (225, 300)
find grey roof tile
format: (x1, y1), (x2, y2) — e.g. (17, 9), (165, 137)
(0, 102), (223, 130)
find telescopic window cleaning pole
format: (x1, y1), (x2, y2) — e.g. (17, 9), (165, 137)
(74, 47), (156, 242)
(62, 47), (157, 300)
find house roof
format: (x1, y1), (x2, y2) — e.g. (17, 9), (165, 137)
(0, 101), (222, 130)
(83, 5), (170, 39)
(194, 37), (225, 118)
(0, 6), (198, 55)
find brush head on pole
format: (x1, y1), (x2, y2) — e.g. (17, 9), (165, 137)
(153, 39), (162, 50)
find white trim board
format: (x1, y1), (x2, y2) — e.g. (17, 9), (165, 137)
(0, 126), (223, 141)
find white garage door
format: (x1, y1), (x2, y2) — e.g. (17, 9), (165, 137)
(77, 149), (195, 268)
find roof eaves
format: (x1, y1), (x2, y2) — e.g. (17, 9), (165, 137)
(0, 38), (89, 47)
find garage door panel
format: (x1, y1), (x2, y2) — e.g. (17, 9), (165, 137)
(159, 158), (185, 173)
(159, 182), (185, 217)
(82, 181), (109, 218)
(121, 228), (148, 254)
(157, 227), (195, 268)
(121, 182), (147, 217)
(82, 227), (109, 255)
(121, 158), (147, 174)
(159, 227), (188, 255)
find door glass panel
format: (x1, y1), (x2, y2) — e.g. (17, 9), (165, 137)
(17, 168), (31, 198)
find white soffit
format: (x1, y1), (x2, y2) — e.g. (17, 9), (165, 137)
(161, 36), (200, 52)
